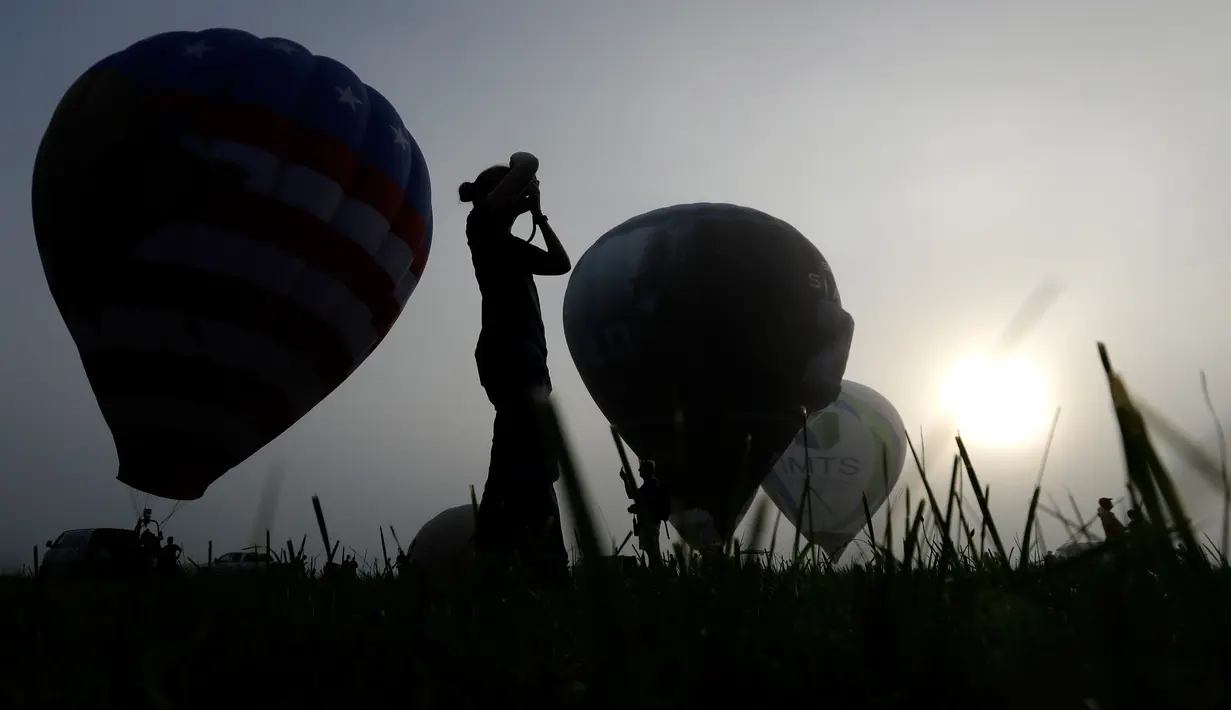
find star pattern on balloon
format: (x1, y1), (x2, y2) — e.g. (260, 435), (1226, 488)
(182, 41), (212, 58)
(336, 86), (363, 111)
(391, 125), (410, 150)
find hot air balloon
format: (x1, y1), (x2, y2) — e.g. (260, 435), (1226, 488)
(563, 203), (854, 546)
(31, 29), (432, 502)
(1053, 539), (1105, 561)
(409, 504), (477, 571)
(668, 497), (758, 550)
(760, 380), (907, 560)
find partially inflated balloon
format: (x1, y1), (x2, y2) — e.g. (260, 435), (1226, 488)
(32, 29), (432, 500)
(760, 380), (906, 559)
(1054, 540), (1104, 561)
(563, 203), (854, 544)
(409, 504), (477, 571)
(668, 496), (757, 550)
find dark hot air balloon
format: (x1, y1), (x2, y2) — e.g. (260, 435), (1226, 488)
(31, 28), (432, 501)
(409, 504), (478, 572)
(562, 203), (853, 545)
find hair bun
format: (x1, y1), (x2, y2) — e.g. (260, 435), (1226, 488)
(458, 181), (476, 203)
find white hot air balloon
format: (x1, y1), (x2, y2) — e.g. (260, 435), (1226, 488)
(668, 496), (757, 551)
(760, 380), (907, 561)
(1053, 539), (1104, 561)
(408, 504), (477, 571)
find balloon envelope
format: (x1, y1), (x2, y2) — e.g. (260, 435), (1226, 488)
(563, 203), (854, 542)
(668, 494), (757, 550)
(31, 28), (432, 500)
(760, 380), (907, 558)
(409, 504), (477, 570)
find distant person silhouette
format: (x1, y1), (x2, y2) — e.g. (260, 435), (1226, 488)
(1097, 497), (1125, 540)
(157, 536), (181, 574)
(459, 159), (572, 579)
(1125, 507), (1159, 548)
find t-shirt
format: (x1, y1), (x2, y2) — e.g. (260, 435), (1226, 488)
(466, 211), (550, 390)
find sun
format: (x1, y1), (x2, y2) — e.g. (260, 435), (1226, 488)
(940, 355), (1049, 447)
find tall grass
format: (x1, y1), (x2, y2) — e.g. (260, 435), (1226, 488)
(1, 343), (1229, 709)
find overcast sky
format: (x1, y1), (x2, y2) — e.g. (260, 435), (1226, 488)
(2, 0), (1230, 570)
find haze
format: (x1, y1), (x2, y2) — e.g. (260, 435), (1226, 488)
(2, 0), (1230, 570)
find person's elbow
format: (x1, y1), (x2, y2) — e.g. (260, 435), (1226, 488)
(545, 256), (572, 276)
(533, 255), (571, 276)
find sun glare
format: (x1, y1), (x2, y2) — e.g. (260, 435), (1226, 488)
(940, 355), (1049, 447)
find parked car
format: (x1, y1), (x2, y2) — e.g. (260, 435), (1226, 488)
(210, 548), (279, 574)
(41, 527), (151, 578)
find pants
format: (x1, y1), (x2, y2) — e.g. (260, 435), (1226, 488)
(473, 384), (569, 575)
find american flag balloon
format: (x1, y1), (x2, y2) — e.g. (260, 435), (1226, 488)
(31, 28), (432, 500)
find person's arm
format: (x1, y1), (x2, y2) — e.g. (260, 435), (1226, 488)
(525, 186), (570, 275)
(529, 212), (571, 275)
(496, 228), (571, 276)
(490, 186), (571, 275)
(481, 152), (540, 213)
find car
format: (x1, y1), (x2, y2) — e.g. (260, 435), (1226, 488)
(41, 527), (152, 578)
(210, 548), (279, 574)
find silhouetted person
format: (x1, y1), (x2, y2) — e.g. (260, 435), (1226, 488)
(1125, 508), (1161, 550)
(157, 536), (181, 574)
(395, 551), (411, 578)
(459, 159), (572, 579)
(1097, 497), (1125, 540)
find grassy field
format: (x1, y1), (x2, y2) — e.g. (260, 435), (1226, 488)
(2, 343), (1230, 710)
